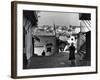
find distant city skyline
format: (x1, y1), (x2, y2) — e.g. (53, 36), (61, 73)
(37, 11), (80, 27)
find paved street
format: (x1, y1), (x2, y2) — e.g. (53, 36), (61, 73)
(27, 52), (90, 69)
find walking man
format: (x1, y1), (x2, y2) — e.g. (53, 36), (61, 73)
(69, 43), (76, 66)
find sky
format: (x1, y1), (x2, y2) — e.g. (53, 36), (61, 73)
(37, 11), (80, 27)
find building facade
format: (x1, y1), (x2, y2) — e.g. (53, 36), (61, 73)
(23, 10), (38, 60)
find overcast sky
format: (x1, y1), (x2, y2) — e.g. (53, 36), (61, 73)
(37, 11), (80, 27)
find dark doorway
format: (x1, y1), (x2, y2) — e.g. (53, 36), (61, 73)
(47, 47), (52, 52)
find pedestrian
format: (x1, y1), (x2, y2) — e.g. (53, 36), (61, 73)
(69, 43), (76, 66)
(42, 50), (45, 56)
